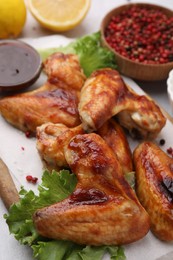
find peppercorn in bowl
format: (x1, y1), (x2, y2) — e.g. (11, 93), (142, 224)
(101, 3), (173, 81)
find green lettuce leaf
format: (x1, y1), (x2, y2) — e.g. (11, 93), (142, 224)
(32, 241), (125, 260)
(4, 169), (126, 260)
(38, 32), (118, 77)
(5, 170), (77, 245)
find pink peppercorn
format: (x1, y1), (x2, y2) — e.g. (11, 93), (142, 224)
(26, 175), (38, 184)
(104, 5), (173, 64)
(167, 147), (173, 157)
(25, 131), (31, 138)
(26, 175), (33, 182)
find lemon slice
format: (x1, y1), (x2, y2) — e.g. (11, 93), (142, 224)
(27, 0), (91, 32)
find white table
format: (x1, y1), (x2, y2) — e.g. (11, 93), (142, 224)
(1, 1), (173, 260)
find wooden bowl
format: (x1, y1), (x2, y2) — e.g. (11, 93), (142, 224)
(101, 3), (173, 81)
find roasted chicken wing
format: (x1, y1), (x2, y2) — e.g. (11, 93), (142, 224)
(36, 123), (84, 170)
(134, 141), (173, 241)
(78, 68), (166, 139)
(43, 52), (86, 91)
(0, 53), (86, 134)
(33, 133), (150, 245)
(36, 119), (133, 174)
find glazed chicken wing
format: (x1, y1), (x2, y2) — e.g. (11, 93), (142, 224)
(0, 53), (86, 134)
(43, 52), (86, 91)
(36, 123), (84, 170)
(134, 141), (173, 241)
(33, 133), (149, 245)
(78, 68), (166, 139)
(36, 119), (133, 174)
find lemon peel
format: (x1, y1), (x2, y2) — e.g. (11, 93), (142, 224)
(0, 0), (26, 39)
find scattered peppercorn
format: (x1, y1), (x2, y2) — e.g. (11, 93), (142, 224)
(167, 147), (173, 157)
(26, 175), (38, 184)
(25, 131), (31, 138)
(159, 139), (165, 146)
(167, 147), (173, 154)
(104, 5), (173, 64)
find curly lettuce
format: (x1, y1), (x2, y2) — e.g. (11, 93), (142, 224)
(38, 32), (118, 77)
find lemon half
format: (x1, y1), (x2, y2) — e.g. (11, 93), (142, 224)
(27, 0), (91, 32)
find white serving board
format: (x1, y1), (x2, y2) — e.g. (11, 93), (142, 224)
(0, 36), (173, 260)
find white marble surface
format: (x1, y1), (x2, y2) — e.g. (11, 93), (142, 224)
(1, 1), (173, 260)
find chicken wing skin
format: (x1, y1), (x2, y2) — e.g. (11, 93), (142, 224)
(33, 133), (149, 246)
(0, 53), (86, 134)
(43, 52), (86, 91)
(36, 123), (84, 170)
(97, 119), (133, 174)
(133, 141), (173, 241)
(36, 119), (133, 174)
(78, 68), (166, 139)
(0, 83), (80, 133)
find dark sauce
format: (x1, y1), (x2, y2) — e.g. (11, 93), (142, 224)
(0, 40), (42, 91)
